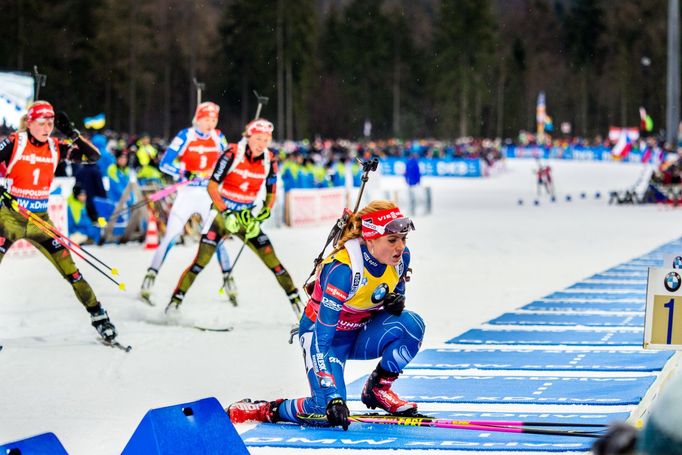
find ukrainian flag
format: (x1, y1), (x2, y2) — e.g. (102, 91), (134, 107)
(84, 113), (106, 130)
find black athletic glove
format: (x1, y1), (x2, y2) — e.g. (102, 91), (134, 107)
(326, 398), (350, 430)
(55, 111), (80, 139)
(591, 422), (638, 455)
(383, 292), (405, 316)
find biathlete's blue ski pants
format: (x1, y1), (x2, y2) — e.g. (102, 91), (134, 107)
(278, 309), (425, 423)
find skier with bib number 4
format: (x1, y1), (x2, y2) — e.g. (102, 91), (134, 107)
(166, 118), (303, 318)
(139, 101), (236, 305)
(227, 200), (425, 430)
(0, 101), (118, 344)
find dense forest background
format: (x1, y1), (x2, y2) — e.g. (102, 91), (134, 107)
(0, 0), (671, 140)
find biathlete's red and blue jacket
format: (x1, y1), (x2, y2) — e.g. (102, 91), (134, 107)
(159, 127), (227, 185)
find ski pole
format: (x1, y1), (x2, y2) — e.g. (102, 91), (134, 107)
(12, 202), (124, 289)
(297, 414), (607, 438)
(99, 179), (193, 227)
(2, 189), (119, 274)
(1, 190), (125, 289)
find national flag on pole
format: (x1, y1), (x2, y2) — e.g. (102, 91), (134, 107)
(536, 91), (546, 137)
(83, 113), (106, 130)
(639, 107), (653, 133)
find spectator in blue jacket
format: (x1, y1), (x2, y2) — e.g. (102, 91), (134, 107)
(107, 147), (131, 204)
(405, 153), (421, 187)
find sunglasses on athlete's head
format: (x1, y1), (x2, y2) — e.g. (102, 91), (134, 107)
(362, 216), (415, 237)
(381, 217), (415, 236)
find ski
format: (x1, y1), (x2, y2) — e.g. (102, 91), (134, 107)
(100, 339), (133, 352)
(192, 325), (233, 332)
(297, 413), (607, 438)
(138, 293), (155, 306)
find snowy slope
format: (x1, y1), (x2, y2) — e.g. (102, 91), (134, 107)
(1, 159), (680, 454)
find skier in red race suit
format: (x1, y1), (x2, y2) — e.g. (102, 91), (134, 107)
(166, 118), (303, 318)
(0, 101), (118, 342)
(226, 200), (425, 430)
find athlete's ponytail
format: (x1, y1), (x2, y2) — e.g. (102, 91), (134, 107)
(330, 200), (398, 256)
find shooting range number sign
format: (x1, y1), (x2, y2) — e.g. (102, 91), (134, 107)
(644, 267), (682, 349)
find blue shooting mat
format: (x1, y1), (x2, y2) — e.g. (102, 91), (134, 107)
(345, 374), (655, 405)
(568, 282), (646, 291)
(240, 409), (630, 452)
(446, 328), (643, 346)
(488, 312), (644, 327)
(544, 291), (646, 300)
(588, 274), (646, 282)
(522, 300), (645, 312)
(406, 348), (672, 371)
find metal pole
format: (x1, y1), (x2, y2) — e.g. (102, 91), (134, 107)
(253, 90), (269, 119)
(667, 0), (680, 147)
(193, 78), (205, 106)
(33, 66), (46, 101)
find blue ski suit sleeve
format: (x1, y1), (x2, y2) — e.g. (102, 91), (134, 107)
(312, 260), (352, 400)
(159, 128), (190, 178)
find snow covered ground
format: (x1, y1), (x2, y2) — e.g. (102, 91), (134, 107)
(2, 158), (681, 454)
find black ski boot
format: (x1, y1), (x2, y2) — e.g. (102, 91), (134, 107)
(89, 307), (117, 342)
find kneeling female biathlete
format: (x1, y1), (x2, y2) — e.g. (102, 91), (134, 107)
(227, 200), (426, 430)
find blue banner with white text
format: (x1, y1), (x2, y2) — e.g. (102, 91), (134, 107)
(381, 158), (483, 177)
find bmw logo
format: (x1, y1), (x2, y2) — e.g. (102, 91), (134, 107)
(664, 271), (682, 292)
(371, 283), (389, 303)
(673, 256), (682, 269)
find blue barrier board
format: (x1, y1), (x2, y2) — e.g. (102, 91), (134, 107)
(240, 410), (629, 452)
(588, 274), (646, 282)
(544, 292), (645, 300)
(605, 266), (648, 273)
(446, 328), (643, 345)
(406, 348), (672, 371)
(568, 282), (646, 291)
(488, 312), (644, 327)
(345, 374), (655, 405)
(523, 300), (645, 312)
(623, 259), (662, 266)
